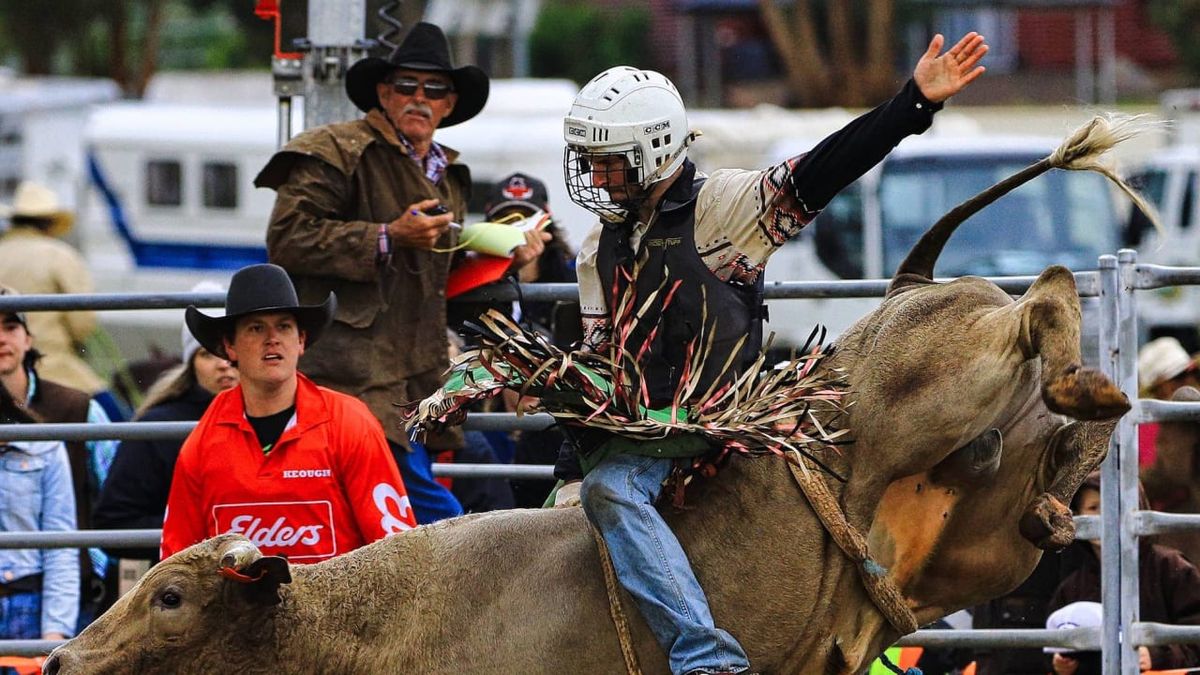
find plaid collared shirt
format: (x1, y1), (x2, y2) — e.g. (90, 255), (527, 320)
(397, 133), (449, 185)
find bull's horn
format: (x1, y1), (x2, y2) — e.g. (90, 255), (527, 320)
(216, 539), (262, 571)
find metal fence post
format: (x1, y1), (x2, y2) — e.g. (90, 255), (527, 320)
(1117, 250), (1141, 675)
(1098, 254), (1125, 675)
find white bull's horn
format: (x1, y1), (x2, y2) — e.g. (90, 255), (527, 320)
(217, 540), (261, 570)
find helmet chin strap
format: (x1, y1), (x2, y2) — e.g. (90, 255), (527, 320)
(641, 130), (702, 186)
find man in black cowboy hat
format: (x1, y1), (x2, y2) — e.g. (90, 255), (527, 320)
(256, 22), (548, 524)
(160, 264), (415, 561)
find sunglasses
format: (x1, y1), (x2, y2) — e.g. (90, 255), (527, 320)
(390, 77), (454, 100)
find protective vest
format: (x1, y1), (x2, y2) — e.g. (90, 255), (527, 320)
(595, 161), (765, 408)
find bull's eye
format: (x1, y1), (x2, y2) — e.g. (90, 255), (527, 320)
(160, 591), (182, 608)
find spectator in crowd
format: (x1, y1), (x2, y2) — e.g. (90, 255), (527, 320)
(556, 31), (988, 675)
(0, 373), (79, 643)
(449, 171), (579, 343)
(94, 282), (238, 562)
(0, 286), (116, 630)
(160, 264), (415, 561)
(448, 172), (579, 508)
(1048, 471), (1200, 672)
(255, 22), (548, 525)
(0, 181), (128, 422)
(1044, 601), (1103, 675)
(971, 551), (1081, 675)
(1136, 337), (1200, 467)
(1140, 384), (1200, 563)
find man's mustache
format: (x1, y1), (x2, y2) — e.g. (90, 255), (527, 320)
(403, 103), (433, 119)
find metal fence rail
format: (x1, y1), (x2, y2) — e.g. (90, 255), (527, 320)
(0, 273), (1102, 313)
(0, 261), (1198, 664)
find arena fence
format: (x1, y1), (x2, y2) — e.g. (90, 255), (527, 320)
(0, 256), (1198, 671)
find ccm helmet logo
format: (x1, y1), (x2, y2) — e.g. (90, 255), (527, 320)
(643, 120), (671, 134)
(567, 126), (587, 138)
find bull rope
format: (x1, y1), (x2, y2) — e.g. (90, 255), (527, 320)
(784, 450), (919, 636)
(588, 523), (643, 675)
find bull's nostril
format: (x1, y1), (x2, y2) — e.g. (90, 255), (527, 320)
(43, 653), (61, 675)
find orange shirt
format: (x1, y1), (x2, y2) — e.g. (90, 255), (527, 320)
(161, 374), (414, 561)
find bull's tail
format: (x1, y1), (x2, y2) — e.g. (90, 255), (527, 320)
(888, 114), (1163, 294)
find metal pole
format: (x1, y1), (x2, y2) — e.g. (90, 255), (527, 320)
(276, 96), (293, 148)
(270, 56), (303, 148)
(0, 274), (1103, 313)
(301, 0), (369, 129)
(677, 14), (698, 105)
(1117, 249), (1141, 675)
(1097, 7), (1117, 105)
(1098, 253), (1122, 675)
(1075, 9), (1095, 104)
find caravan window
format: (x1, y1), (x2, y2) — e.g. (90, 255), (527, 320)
(1126, 168), (1168, 246)
(146, 160), (183, 207)
(202, 162), (238, 209)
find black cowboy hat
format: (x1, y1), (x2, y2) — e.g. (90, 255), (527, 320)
(345, 22), (489, 127)
(185, 264), (336, 361)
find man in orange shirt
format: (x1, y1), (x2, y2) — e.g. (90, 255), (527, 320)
(161, 264), (415, 561)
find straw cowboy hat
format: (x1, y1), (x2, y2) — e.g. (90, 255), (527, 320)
(344, 22), (489, 127)
(185, 264), (335, 361)
(1137, 336), (1196, 391)
(3, 181), (74, 236)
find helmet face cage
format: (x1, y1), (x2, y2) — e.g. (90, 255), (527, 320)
(564, 145), (645, 223)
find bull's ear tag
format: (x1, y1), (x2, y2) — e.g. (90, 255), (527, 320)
(219, 556), (292, 606)
(219, 566), (266, 583)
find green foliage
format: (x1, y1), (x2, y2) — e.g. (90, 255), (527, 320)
(529, 3), (651, 84)
(0, 0), (273, 82)
(1149, 0), (1200, 80)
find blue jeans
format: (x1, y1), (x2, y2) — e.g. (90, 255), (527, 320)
(388, 440), (463, 525)
(0, 591), (40, 639)
(581, 453), (749, 675)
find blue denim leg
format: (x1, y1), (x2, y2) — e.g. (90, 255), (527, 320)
(581, 453), (749, 675)
(388, 440), (464, 524)
(0, 591), (42, 639)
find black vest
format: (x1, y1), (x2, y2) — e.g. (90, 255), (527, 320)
(596, 161), (764, 408)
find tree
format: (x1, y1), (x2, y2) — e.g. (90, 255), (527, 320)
(0, 0), (280, 97)
(1148, 0), (1200, 81)
(757, 0), (898, 108)
(528, 3), (650, 85)
(1, 0), (174, 97)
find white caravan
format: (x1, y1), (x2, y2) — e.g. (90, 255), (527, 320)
(1124, 143), (1200, 350)
(0, 74), (118, 211)
(78, 78), (589, 359)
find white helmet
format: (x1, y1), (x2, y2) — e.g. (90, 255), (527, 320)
(563, 66), (694, 222)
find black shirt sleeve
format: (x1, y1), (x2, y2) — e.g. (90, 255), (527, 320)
(788, 78), (942, 213)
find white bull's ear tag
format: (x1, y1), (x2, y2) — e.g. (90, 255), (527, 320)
(219, 556), (293, 606)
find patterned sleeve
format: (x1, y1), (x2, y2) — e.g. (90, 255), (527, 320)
(574, 224), (610, 349)
(693, 164), (819, 281)
(692, 79), (942, 279)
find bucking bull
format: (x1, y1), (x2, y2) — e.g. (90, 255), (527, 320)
(46, 116), (1152, 675)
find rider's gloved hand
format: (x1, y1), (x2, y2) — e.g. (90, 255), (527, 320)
(553, 480), (582, 508)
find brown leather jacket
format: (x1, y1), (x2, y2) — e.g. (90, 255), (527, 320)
(256, 110), (470, 447)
